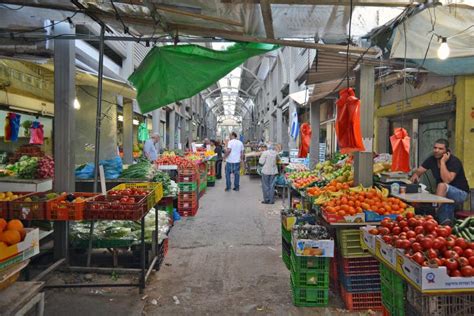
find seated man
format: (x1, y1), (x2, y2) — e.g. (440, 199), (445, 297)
(410, 139), (469, 225)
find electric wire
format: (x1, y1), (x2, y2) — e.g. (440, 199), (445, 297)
(346, 0), (353, 89)
(0, 4), (24, 10)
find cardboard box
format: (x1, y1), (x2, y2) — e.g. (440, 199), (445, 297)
(0, 228), (39, 263)
(292, 232), (335, 257)
(396, 250), (474, 293)
(281, 213), (316, 231)
(360, 226), (377, 252)
(375, 236), (397, 269)
(322, 210), (365, 224)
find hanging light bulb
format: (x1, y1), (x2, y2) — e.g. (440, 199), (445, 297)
(437, 37), (450, 60)
(73, 98), (81, 110)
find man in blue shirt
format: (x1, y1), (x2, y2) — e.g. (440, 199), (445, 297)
(144, 133), (160, 162)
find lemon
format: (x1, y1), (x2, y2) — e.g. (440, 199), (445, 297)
(6, 192), (13, 197)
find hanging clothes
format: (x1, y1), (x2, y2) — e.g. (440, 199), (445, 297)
(390, 127), (411, 172)
(290, 111), (299, 140)
(5, 113), (21, 142)
(298, 123), (312, 158)
(30, 121), (44, 145)
(138, 122), (149, 142)
(335, 88), (365, 154)
(4, 114), (11, 142)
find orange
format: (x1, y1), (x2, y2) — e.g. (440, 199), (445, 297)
(0, 230), (21, 246)
(18, 229), (26, 241)
(0, 218), (6, 232)
(7, 219), (23, 232)
(0, 241), (7, 249)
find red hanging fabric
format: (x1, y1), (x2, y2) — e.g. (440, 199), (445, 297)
(298, 123), (312, 158)
(335, 88), (365, 153)
(390, 127), (411, 172)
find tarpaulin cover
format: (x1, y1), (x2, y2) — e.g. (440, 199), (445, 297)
(128, 42), (278, 113)
(335, 88), (365, 154)
(298, 123), (311, 158)
(390, 127), (411, 173)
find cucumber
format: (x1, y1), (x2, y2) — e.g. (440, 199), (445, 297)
(453, 226), (459, 235)
(458, 216), (471, 230)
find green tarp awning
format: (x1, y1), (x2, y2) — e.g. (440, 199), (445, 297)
(128, 42), (279, 113)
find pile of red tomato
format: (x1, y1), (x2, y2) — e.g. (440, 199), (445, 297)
(108, 189), (150, 197)
(155, 156), (197, 170)
(369, 213), (474, 277)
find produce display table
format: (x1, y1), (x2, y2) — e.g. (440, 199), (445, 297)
(0, 178), (52, 192)
(0, 281), (44, 316)
(75, 178), (149, 192)
(391, 192), (454, 205)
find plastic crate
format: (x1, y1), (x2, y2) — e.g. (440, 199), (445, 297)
(178, 182), (198, 192)
(291, 275), (329, 307)
(178, 205), (198, 217)
(339, 272), (381, 293)
(177, 199), (198, 209)
(382, 305), (391, 316)
(405, 301), (422, 316)
(0, 192), (32, 218)
(290, 248), (329, 271)
(330, 257), (339, 291)
(207, 180), (215, 187)
(84, 195), (148, 220)
(291, 264), (329, 288)
(281, 224), (291, 244)
(111, 182), (163, 206)
(9, 192), (64, 220)
(340, 284), (382, 311)
(71, 238), (136, 249)
(162, 238), (169, 257)
(406, 284), (474, 316)
(198, 189), (206, 199)
(48, 193), (99, 221)
(282, 249), (291, 270)
(178, 191), (198, 202)
(340, 256), (380, 275)
(380, 263), (405, 296)
(337, 229), (371, 258)
(381, 281), (406, 316)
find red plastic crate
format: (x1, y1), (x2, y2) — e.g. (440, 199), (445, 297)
(340, 285), (382, 311)
(382, 305), (390, 316)
(178, 191), (198, 202)
(47, 193), (98, 221)
(178, 205), (198, 217)
(177, 172), (198, 183)
(0, 192), (32, 218)
(340, 256), (380, 275)
(163, 238), (169, 257)
(178, 198), (198, 209)
(84, 195), (148, 220)
(9, 192), (64, 220)
(330, 257), (339, 291)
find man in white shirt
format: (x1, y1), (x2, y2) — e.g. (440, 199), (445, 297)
(259, 144), (279, 204)
(143, 133), (160, 162)
(224, 132), (244, 191)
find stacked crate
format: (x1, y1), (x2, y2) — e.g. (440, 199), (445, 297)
(337, 229), (382, 311)
(207, 160), (216, 187)
(290, 248), (330, 307)
(380, 263), (406, 316)
(198, 162), (207, 197)
(177, 170), (199, 217)
(281, 224), (291, 270)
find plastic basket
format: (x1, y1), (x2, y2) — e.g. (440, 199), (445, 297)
(291, 275), (329, 307)
(178, 205), (198, 217)
(406, 284), (474, 316)
(48, 193), (99, 221)
(281, 224), (291, 244)
(339, 272), (381, 293)
(337, 229), (371, 258)
(340, 284), (382, 311)
(381, 281), (406, 316)
(290, 248), (329, 271)
(0, 192), (32, 218)
(9, 192), (64, 220)
(177, 173), (198, 183)
(291, 264), (329, 288)
(177, 199), (198, 209)
(178, 191), (198, 202)
(84, 195), (148, 220)
(178, 182), (198, 192)
(340, 256), (380, 275)
(380, 263), (405, 296)
(111, 182), (163, 206)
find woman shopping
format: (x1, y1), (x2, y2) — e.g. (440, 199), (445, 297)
(259, 144), (279, 204)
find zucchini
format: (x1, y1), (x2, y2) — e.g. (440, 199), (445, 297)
(453, 226), (459, 235)
(458, 216), (471, 230)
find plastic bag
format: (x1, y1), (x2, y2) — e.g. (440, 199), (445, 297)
(390, 128), (411, 172)
(29, 121), (44, 145)
(298, 123), (311, 158)
(74, 157), (123, 179)
(335, 88), (365, 153)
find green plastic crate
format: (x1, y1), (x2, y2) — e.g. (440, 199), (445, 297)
(282, 251), (291, 270)
(291, 274), (329, 307)
(380, 263), (405, 294)
(281, 224), (291, 244)
(207, 175), (216, 181)
(337, 229), (371, 258)
(380, 263), (406, 316)
(290, 248), (329, 271)
(291, 264), (329, 288)
(178, 182), (198, 192)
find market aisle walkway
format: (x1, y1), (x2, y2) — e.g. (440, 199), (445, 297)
(143, 175), (350, 315)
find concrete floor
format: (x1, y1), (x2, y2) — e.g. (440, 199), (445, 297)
(45, 175), (374, 316)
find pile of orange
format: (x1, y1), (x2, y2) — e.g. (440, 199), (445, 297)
(0, 218), (25, 248)
(307, 180), (352, 197)
(322, 189), (408, 217)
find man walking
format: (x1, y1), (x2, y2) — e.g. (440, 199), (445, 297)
(410, 139), (469, 225)
(259, 144), (279, 204)
(224, 132), (244, 192)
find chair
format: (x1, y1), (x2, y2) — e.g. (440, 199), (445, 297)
(455, 188), (474, 219)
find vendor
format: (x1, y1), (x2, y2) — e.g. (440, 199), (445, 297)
(144, 133), (160, 162)
(410, 139), (469, 225)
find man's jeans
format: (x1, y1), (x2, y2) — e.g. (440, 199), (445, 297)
(437, 184), (468, 224)
(225, 162), (240, 190)
(261, 174), (276, 203)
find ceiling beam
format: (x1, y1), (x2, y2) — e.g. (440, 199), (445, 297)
(154, 4), (243, 27)
(260, 0), (275, 39)
(220, 0), (419, 7)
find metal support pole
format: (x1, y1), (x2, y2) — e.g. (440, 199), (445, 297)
(354, 64), (375, 187)
(309, 102), (321, 168)
(87, 24), (105, 267)
(140, 216), (146, 294)
(122, 100), (134, 164)
(169, 110), (176, 149)
(412, 118), (419, 169)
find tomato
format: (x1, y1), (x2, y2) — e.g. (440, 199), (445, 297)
(450, 269), (462, 277)
(381, 218), (392, 227)
(120, 197), (129, 203)
(409, 238), (416, 244)
(396, 215), (404, 222)
(455, 238), (468, 249)
(458, 257), (469, 267)
(399, 220), (408, 228)
(408, 218), (419, 227)
(411, 252), (425, 265)
(406, 212), (415, 219)
(430, 258), (442, 267)
(425, 215), (434, 220)
(395, 239), (404, 249)
(401, 239), (412, 249)
(423, 220), (437, 233)
(436, 227), (450, 238)
(452, 246), (464, 256)
(443, 225), (452, 236)
(421, 238), (433, 250)
(469, 256), (474, 266)
(382, 235), (393, 244)
(444, 250), (459, 259)
(406, 231), (416, 239)
(402, 226), (411, 233)
(412, 242), (423, 252)
(446, 237), (456, 248)
(445, 258), (459, 271)
(463, 248), (474, 258)
(392, 227), (401, 235)
(432, 238), (444, 250)
(426, 248), (438, 259)
(369, 229), (379, 235)
(460, 265), (473, 277)
(416, 234), (425, 242)
(379, 227), (390, 235)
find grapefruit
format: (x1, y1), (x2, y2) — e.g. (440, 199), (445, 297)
(0, 230), (21, 246)
(7, 219), (23, 232)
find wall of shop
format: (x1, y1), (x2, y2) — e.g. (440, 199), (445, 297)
(75, 85), (118, 164)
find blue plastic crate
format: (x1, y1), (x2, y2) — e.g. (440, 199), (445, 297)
(364, 210), (398, 222)
(339, 271), (381, 293)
